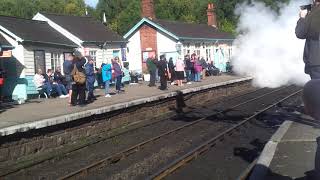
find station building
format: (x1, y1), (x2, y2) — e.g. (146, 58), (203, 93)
(124, 0), (235, 73)
(0, 16), (77, 101)
(33, 13), (127, 69)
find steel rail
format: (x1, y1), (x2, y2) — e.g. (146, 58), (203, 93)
(148, 89), (302, 180)
(57, 87), (291, 180)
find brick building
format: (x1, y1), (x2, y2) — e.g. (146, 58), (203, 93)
(124, 0), (235, 73)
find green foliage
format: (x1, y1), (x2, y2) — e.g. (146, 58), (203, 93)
(0, 0), (86, 18)
(0, 0), (293, 36)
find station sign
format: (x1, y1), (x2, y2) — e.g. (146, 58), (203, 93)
(0, 50), (12, 58)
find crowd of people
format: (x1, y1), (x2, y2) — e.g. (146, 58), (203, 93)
(146, 53), (222, 90)
(33, 50), (224, 106)
(33, 50), (130, 106)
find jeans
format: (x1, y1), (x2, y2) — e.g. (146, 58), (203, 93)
(104, 80), (110, 95)
(42, 83), (53, 96)
(149, 70), (156, 86)
(86, 81), (94, 100)
(185, 70), (191, 82)
(116, 75), (122, 91)
(52, 83), (67, 96)
(194, 73), (201, 82)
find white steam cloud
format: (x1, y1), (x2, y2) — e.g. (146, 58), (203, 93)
(232, 0), (310, 88)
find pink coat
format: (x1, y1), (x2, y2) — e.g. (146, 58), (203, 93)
(194, 61), (202, 73)
(175, 59), (185, 72)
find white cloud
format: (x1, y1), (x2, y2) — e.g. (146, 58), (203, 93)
(85, 0), (98, 8)
(232, 0), (310, 88)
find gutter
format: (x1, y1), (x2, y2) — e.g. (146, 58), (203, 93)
(179, 37), (235, 41)
(83, 40), (128, 44)
(22, 40), (78, 48)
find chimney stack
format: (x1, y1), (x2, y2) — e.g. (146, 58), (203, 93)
(207, 3), (217, 28)
(141, 0), (155, 19)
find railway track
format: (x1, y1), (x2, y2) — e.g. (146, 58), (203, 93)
(2, 86), (301, 180)
(148, 89), (302, 180)
(0, 88), (266, 178)
(54, 86), (297, 180)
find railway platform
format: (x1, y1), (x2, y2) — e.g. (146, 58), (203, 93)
(250, 116), (320, 180)
(0, 75), (251, 136)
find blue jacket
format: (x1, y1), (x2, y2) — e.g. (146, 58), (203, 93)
(102, 63), (112, 82)
(85, 63), (95, 83)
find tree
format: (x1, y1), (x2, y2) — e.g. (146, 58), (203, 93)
(0, 0), (87, 19)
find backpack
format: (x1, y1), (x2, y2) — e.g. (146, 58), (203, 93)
(71, 64), (86, 84)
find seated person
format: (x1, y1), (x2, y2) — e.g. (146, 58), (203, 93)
(44, 69), (68, 98)
(303, 79), (320, 120)
(207, 61), (220, 76)
(53, 67), (65, 87)
(226, 62), (233, 73)
(34, 69), (52, 97)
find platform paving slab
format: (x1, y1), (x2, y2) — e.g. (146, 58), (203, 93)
(0, 75), (251, 136)
(250, 119), (320, 180)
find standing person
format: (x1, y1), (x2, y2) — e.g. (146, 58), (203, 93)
(185, 55), (193, 85)
(146, 56), (157, 87)
(175, 57), (185, 86)
(122, 62), (131, 86)
(200, 57), (208, 80)
(112, 57), (123, 93)
(157, 55), (168, 90)
(96, 65), (103, 89)
(190, 53), (197, 82)
(102, 61), (112, 98)
(71, 50), (87, 106)
(63, 54), (74, 104)
(168, 57), (176, 85)
(302, 79), (320, 179)
(194, 57), (202, 82)
(0, 69), (5, 102)
(85, 57), (96, 103)
(295, 0), (320, 79)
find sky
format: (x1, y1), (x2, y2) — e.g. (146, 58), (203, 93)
(85, 0), (98, 8)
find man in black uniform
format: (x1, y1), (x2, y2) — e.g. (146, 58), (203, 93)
(296, 0), (320, 79)
(157, 55), (168, 90)
(303, 79), (320, 179)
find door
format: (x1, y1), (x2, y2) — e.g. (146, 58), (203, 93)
(34, 50), (45, 73)
(163, 52), (178, 64)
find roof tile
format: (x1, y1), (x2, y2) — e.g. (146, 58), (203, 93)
(0, 16), (77, 47)
(42, 13), (125, 43)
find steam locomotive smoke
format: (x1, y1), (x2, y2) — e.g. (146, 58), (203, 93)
(232, 0), (310, 88)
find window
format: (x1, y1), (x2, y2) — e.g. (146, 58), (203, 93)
(89, 50), (97, 61)
(34, 50), (45, 74)
(206, 49), (211, 61)
(89, 50), (97, 67)
(51, 53), (61, 71)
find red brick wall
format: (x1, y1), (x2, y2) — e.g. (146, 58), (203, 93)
(140, 25), (157, 52)
(139, 24), (157, 70)
(141, 0), (155, 19)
